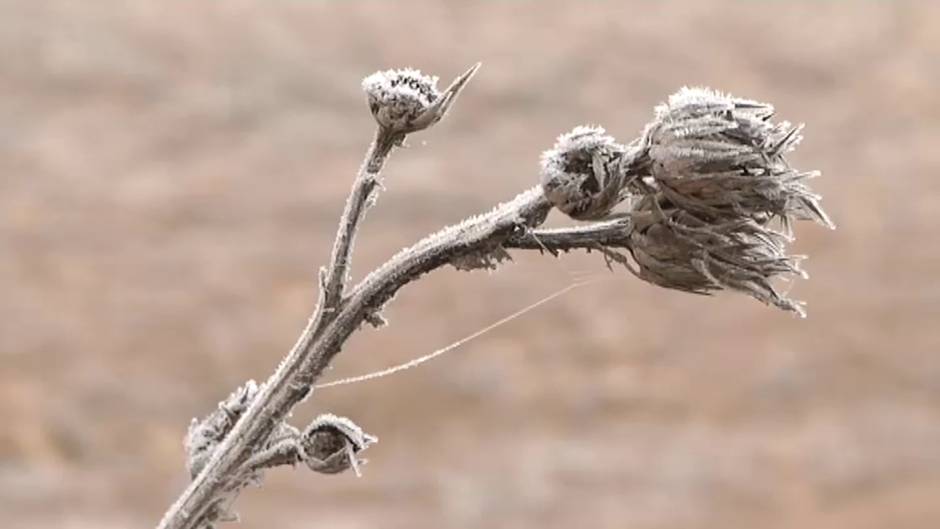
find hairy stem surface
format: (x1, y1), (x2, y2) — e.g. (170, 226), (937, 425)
(157, 187), (551, 529)
(322, 128), (401, 313)
(158, 129), (398, 529)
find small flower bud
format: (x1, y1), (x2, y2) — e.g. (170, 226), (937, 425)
(302, 414), (377, 475)
(643, 87), (833, 231)
(362, 63), (480, 134)
(540, 126), (631, 220)
(362, 68), (440, 133)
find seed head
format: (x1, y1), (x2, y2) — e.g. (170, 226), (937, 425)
(184, 380), (259, 478)
(643, 87), (833, 232)
(627, 198), (809, 316)
(540, 126), (631, 220)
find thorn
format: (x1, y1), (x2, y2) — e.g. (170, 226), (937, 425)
(413, 62), (482, 129)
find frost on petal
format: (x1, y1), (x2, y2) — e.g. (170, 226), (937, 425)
(539, 126), (631, 220)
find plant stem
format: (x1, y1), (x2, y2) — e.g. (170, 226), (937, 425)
(321, 128), (401, 315)
(156, 182), (552, 529)
(157, 129), (400, 529)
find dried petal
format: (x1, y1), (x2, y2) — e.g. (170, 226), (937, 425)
(627, 200), (808, 316)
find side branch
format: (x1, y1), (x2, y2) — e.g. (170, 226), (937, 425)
(321, 129), (401, 313)
(505, 216), (638, 253)
(157, 187), (551, 529)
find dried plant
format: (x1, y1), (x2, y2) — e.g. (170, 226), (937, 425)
(156, 65), (832, 529)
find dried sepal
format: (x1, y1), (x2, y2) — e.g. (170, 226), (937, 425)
(627, 199), (808, 316)
(302, 414), (377, 475)
(362, 63), (480, 134)
(643, 86), (833, 231)
(540, 126), (633, 220)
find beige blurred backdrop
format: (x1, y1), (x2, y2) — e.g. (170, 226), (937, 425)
(2, 1), (939, 528)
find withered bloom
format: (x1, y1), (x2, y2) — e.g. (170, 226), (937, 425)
(602, 87), (835, 315)
(628, 198), (809, 316)
(642, 87), (833, 233)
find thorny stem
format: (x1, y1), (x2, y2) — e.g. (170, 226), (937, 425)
(158, 65), (493, 529)
(321, 127), (401, 316)
(157, 135), (706, 529)
(156, 139), (641, 529)
(158, 76), (827, 528)
(502, 207), (673, 254)
(157, 186), (552, 529)
(157, 129), (400, 529)
(507, 217), (635, 252)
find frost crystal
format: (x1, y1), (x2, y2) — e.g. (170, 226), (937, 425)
(540, 126), (631, 220)
(362, 68), (441, 133)
(184, 380), (258, 478)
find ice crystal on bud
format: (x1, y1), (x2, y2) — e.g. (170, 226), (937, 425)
(362, 63), (480, 134)
(362, 68), (441, 132)
(540, 126), (632, 220)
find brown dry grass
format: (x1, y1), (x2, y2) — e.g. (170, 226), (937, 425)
(2, 1), (939, 528)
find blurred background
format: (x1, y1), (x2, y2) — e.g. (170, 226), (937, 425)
(2, 1), (939, 528)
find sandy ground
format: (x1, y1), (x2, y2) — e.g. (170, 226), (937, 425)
(2, 1), (939, 528)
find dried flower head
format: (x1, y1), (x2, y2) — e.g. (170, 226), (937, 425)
(540, 126), (633, 220)
(642, 87), (833, 232)
(627, 198), (809, 316)
(362, 63), (480, 134)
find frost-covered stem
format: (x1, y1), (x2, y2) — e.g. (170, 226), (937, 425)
(158, 129), (400, 529)
(301, 187), (551, 381)
(158, 76), (830, 528)
(321, 128), (401, 314)
(156, 187), (551, 529)
(507, 217), (637, 253)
